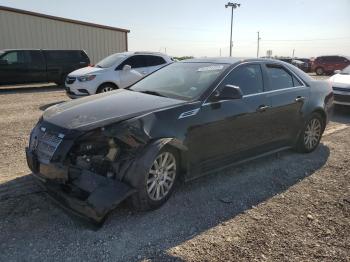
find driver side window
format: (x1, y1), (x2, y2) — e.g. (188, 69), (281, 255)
(221, 64), (264, 95)
(1, 51), (30, 64)
(118, 55), (147, 69)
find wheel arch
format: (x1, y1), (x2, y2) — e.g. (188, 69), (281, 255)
(312, 108), (327, 129)
(121, 138), (188, 187)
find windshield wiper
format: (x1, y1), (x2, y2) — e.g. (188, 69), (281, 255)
(139, 90), (167, 98)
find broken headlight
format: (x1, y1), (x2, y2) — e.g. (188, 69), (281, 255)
(70, 130), (120, 177)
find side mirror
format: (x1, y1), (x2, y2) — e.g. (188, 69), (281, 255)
(0, 59), (8, 65)
(334, 70), (341, 74)
(122, 64), (132, 71)
(212, 84), (243, 101)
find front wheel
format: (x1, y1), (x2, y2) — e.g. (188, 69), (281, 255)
(130, 147), (179, 211)
(295, 113), (324, 153)
(97, 83), (117, 93)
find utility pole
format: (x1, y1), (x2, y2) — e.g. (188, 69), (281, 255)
(292, 49), (295, 59)
(257, 31), (261, 58)
(225, 2), (241, 57)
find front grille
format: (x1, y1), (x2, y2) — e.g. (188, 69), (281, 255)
(334, 94), (350, 103)
(35, 130), (63, 164)
(66, 76), (76, 84)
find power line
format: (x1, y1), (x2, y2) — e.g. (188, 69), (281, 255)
(261, 37), (350, 42)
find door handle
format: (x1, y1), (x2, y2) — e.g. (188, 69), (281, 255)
(256, 105), (271, 112)
(295, 96), (305, 103)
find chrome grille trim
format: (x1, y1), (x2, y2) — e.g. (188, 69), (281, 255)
(35, 130), (63, 164)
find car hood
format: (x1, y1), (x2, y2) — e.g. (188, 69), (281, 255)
(43, 89), (185, 131)
(68, 66), (108, 76)
(329, 74), (350, 87)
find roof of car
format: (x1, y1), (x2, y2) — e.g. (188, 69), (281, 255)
(181, 57), (288, 65)
(1, 49), (85, 52)
(120, 51), (168, 56)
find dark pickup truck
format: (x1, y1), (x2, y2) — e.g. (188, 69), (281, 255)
(0, 49), (90, 86)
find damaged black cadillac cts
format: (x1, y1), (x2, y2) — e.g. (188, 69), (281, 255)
(26, 58), (334, 223)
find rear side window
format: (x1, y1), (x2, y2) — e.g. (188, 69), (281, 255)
(80, 51), (89, 62)
(221, 64), (264, 95)
(145, 55), (166, 66)
(45, 51), (84, 63)
(29, 51), (45, 65)
(265, 65), (303, 90)
(320, 56), (339, 63)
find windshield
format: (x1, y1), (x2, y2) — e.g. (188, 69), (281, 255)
(130, 62), (229, 100)
(95, 53), (126, 68)
(341, 65), (350, 75)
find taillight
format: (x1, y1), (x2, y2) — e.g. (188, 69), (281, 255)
(88, 64), (94, 67)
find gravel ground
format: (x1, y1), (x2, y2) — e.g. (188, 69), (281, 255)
(0, 78), (349, 262)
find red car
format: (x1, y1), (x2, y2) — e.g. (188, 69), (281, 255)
(312, 55), (350, 75)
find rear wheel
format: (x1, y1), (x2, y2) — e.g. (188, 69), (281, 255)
(97, 83), (117, 93)
(295, 113), (324, 153)
(315, 67), (324, 76)
(55, 74), (67, 87)
(130, 147), (179, 211)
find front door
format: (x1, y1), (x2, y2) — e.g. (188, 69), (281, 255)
(187, 63), (274, 177)
(118, 55), (148, 88)
(0, 51), (31, 84)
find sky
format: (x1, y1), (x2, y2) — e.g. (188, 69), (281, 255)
(0, 0), (349, 58)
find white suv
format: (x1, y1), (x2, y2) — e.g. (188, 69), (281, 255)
(65, 52), (173, 98)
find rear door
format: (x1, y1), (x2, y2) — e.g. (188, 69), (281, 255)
(44, 51), (88, 82)
(262, 63), (310, 146)
(336, 56), (350, 71)
(44, 51), (65, 82)
(27, 50), (46, 82)
(324, 56), (339, 73)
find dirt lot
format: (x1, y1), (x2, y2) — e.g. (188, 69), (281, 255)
(0, 80), (349, 262)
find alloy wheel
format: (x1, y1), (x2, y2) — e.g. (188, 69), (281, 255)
(146, 152), (177, 201)
(304, 118), (322, 150)
(102, 86), (114, 92)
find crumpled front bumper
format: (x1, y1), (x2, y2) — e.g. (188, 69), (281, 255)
(26, 148), (136, 224)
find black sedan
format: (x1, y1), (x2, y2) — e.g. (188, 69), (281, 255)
(26, 58), (334, 223)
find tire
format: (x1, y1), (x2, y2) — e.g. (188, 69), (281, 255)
(315, 67), (324, 76)
(55, 74), (67, 87)
(295, 113), (325, 153)
(97, 83), (117, 94)
(130, 146), (179, 211)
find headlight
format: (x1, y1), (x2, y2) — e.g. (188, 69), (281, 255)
(78, 75), (96, 82)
